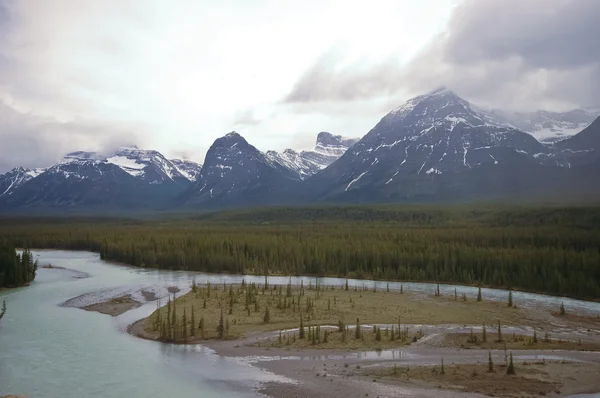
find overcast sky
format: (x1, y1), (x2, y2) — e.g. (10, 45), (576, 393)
(1, 0), (599, 172)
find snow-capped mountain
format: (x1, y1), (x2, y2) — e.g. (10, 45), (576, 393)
(553, 116), (600, 167)
(309, 87), (550, 199)
(265, 132), (359, 179)
(0, 167), (45, 197)
(479, 109), (599, 143)
(182, 132), (303, 207)
(169, 159), (203, 182)
(0, 147), (197, 210)
(106, 146), (193, 186)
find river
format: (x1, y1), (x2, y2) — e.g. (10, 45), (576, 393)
(1, 250), (599, 398)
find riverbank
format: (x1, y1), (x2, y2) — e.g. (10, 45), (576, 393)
(123, 282), (600, 397)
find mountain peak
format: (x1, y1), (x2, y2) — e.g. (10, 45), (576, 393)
(214, 131), (248, 148)
(316, 131), (358, 148)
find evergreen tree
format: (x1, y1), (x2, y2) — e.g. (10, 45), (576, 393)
(190, 305), (196, 337)
(355, 318), (361, 339)
(0, 300), (6, 323)
(217, 308), (225, 339)
(182, 308), (188, 342)
(497, 320), (503, 342)
(506, 352), (516, 375)
(533, 328), (538, 343)
(477, 287), (482, 302)
(508, 289), (513, 307)
(263, 307), (270, 324)
(299, 317), (305, 339)
(560, 302), (566, 315)
(440, 358), (445, 375)
(482, 323), (487, 342)
(375, 327), (381, 341)
(488, 351), (494, 372)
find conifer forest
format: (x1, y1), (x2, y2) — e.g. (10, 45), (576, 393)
(0, 205), (599, 299)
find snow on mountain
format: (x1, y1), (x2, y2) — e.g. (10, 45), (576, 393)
(0, 167), (44, 197)
(266, 132), (359, 179)
(183, 132), (302, 207)
(478, 108), (599, 143)
(105, 146), (191, 185)
(169, 159), (203, 182)
(310, 87), (549, 196)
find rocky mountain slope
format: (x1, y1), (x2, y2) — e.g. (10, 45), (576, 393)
(309, 88), (599, 202)
(181, 132), (304, 208)
(265, 132), (358, 179)
(480, 108), (599, 143)
(0, 167), (45, 198)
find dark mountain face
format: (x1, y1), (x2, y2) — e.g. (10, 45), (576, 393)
(552, 116), (600, 166)
(181, 132), (303, 208)
(0, 150), (190, 212)
(0, 167), (45, 198)
(0, 155), (138, 208)
(309, 88), (551, 201)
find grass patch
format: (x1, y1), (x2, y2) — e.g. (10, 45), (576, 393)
(141, 280), (528, 345)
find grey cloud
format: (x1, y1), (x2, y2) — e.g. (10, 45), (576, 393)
(283, 49), (405, 103)
(283, 0), (600, 111)
(0, 101), (141, 173)
(443, 0), (600, 70)
(233, 107), (264, 128)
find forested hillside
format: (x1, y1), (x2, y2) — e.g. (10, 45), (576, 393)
(0, 205), (599, 299)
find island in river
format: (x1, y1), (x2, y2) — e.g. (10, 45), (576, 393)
(105, 281), (600, 398)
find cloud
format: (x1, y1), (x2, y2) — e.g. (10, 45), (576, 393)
(0, 100), (140, 173)
(283, 0), (600, 111)
(283, 47), (407, 103)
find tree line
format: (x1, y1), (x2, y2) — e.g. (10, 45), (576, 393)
(0, 205), (599, 299)
(0, 244), (37, 288)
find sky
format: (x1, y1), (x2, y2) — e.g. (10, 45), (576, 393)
(1, 0), (599, 172)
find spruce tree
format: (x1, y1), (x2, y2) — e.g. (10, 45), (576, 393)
(217, 308), (225, 339)
(532, 329), (538, 343)
(497, 320), (503, 342)
(263, 307), (270, 323)
(506, 352), (515, 375)
(508, 289), (513, 307)
(355, 318), (361, 339)
(440, 358), (445, 375)
(299, 317), (305, 339)
(488, 351), (494, 372)
(0, 300), (6, 323)
(477, 287), (482, 302)
(375, 327), (381, 341)
(482, 323), (487, 342)
(190, 305), (195, 337)
(560, 302), (566, 315)
(182, 308), (188, 342)
(171, 294), (177, 327)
